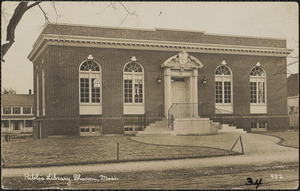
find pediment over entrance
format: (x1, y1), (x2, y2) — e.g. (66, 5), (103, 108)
(161, 51), (203, 70)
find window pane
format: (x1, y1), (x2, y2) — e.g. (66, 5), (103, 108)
(80, 78), (89, 103)
(251, 123), (257, 128)
(258, 82), (265, 103)
(224, 81), (231, 103)
(215, 65), (231, 75)
(134, 79), (143, 103)
(215, 81), (222, 103)
(124, 79), (133, 103)
(250, 82), (257, 103)
(91, 78), (101, 103)
(80, 61), (100, 71)
(124, 62), (143, 72)
(3, 107), (11, 114)
(3, 120), (9, 127)
(13, 107), (20, 114)
(250, 67), (265, 76)
(25, 120), (33, 127)
(23, 107), (31, 114)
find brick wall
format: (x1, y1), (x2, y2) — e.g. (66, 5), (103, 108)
(32, 43), (288, 136)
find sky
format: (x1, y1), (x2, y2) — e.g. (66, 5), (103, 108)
(1, 1), (299, 94)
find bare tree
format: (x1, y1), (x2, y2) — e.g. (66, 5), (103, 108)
(1, 2), (41, 62)
(1, 2), (137, 62)
(2, 87), (17, 94)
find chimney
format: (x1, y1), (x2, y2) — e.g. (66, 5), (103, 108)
(29, 89), (32, 94)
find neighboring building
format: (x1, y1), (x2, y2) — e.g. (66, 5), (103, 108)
(287, 73), (299, 128)
(28, 23), (292, 138)
(1, 93), (34, 134)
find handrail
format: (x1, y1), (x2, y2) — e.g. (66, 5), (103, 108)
(168, 102), (244, 131)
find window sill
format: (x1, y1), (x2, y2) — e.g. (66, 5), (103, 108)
(80, 105), (102, 115)
(250, 104), (267, 114)
(80, 103), (102, 105)
(124, 103), (144, 106)
(215, 104), (233, 114)
(124, 105), (145, 114)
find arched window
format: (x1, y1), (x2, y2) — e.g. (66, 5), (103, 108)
(123, 61), (145, 114)
(79, 60), (102, 115)
(250, 66), (267, 113)
(215, 65), (233, 112)
(250, 66), (266, 103)
(36, 72), (39, 117)
(42, 67), (45, 116)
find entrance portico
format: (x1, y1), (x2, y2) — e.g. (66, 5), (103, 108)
(161, 51), (203, 117)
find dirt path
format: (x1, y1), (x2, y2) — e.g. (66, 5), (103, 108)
(131, 133), (297, 155)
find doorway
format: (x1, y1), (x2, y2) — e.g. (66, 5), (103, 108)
(171, 78), (190, 104)
(171, 78), (191, 117)
(13, 121), (20, 131)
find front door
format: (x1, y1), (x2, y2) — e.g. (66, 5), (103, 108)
(13, 121), (20, 131)
(171, 78), (191, 117)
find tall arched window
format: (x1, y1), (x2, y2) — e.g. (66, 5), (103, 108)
(36, 72), (39, 117)
(42, 67), (45, 116)
(250, 66), (267, 113)
(123, 61), (145, 114)
(215, 65), (233, 113)
(79, 60), (102, 115)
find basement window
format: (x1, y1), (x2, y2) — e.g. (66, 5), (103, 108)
(251, 121), (267, 130)
(79, 125), (101, 136)
(124, 124), (142, 133)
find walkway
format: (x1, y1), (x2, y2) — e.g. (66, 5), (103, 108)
(2, 133), (298, 177)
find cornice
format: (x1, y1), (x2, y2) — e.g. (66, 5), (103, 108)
(28, 34), (293, 62)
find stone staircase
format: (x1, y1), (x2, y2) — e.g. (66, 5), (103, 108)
(218, 124), (247, 134)
(136, 118), (174, 136)
(136, 117), (247, 136)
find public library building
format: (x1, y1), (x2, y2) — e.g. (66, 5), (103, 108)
(28, 23), (292, 138)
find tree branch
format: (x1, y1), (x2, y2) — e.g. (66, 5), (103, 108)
(1, 2), (40, 62)
(26, 2), (41, 11)
(38, 4), (51, 24)
(118, 1), (135, 15)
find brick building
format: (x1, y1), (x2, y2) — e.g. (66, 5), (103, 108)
(287, 73), (299, 128)
(1, 93), (34, 134)
(28, 23), (292, 138)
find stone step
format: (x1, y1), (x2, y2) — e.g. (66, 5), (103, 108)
(148, 123), (168, 127)
(135, 131), (174, 136)
(222, 126), (237, 130)
(219, 128), (247, 133)
(145, 129), (169, 133)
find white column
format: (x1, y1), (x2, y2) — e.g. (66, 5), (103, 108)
(192, 69), (198, 116)
(189, 76), (194, 117)
(164, 68), (172, 117)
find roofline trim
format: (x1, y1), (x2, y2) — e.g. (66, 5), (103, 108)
(45, 23), (156, 32)
(44, 23), (288, 40)
(206, 32), (287, 41)
(28, 34), (293, 61)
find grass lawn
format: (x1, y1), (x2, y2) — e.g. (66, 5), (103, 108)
(254, 130), (299, 148)
(1, 135), (238, 168)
